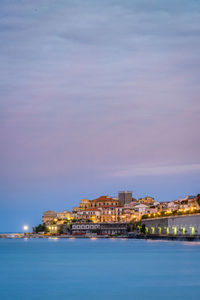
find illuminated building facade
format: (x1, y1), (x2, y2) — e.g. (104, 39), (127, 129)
(76, 196), (120, 211)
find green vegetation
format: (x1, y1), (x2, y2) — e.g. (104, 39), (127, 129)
(140, 224), (146, 234)
(71, 219), (79, 222)
(197, 194), (200, 207)
(131, 221), (141, 231)
(127, 225), (131, 232)
(63, 219), (71, 225)
(58, 227), (64, 234)
(131, 222), (147, 234)
(34, 224), (48, 233)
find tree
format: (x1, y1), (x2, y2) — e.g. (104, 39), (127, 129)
(58, 227), (63, 234)
(130, 221), (141, 232)
(34, 224), (48, 233)
(140, 224), (146, 234)
(196, 194), (200, 207)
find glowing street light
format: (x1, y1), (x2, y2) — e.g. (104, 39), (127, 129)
(23, 225), (29, 232)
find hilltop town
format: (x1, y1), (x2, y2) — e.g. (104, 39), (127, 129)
(33, 192), (200, 238)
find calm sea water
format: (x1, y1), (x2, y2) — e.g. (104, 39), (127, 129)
(0, 238), (200, 300)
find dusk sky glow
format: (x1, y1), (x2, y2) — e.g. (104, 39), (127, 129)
(0, 0), (200, 232)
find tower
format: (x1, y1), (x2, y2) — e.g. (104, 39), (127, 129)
(118, 191), (132, 205)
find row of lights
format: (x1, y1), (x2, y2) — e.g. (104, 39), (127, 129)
(147, 207), (198, 218)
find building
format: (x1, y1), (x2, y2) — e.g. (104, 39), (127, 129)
(56, 210), (72, 220)
(56, 211), (73, 224)
(71, 223), (101, 235)
(124, 200), (138, 209)
(47, 224), (70, 234)
(118, 191), (132, 205)
(100, 223), (129, 235)
(75, 208), (101, 222)
(134, 204), (148, 215)
(100, 206), (118, 222)
(167, 201), (179, 212)
(78, 199), (91, 210)
(115, 206), (126, 222)
(42, 210), (57, 225)
(76, 196), (120, 211)
(42, 210), (73, 226)
(47, 224), (59, 234)
(123, 207), (139, 222)
(138, 196), (156, 206)
(71, 222), (129, 235)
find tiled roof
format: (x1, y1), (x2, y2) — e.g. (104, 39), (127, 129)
(82, 208), (101, 212)
(93, 196), (116, 202)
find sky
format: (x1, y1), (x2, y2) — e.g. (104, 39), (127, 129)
(0, 0), (200, 232)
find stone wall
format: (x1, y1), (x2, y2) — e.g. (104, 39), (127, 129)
(141, 214), (200, 235)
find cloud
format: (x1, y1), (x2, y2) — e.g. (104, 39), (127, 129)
(112, 163), (200, 177)
(0, 0), (200, 184)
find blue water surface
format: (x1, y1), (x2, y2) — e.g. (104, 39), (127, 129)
(0, 238), (200, 300)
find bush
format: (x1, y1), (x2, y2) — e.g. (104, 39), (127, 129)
(197, 194), (200, 207)
(34, 224), (48, 233)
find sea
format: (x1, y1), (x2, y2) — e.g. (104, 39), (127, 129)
(0, 238), (200, 300)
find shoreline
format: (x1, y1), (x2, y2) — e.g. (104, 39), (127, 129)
(1, 233), (200, 242)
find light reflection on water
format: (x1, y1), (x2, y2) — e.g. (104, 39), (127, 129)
(183, 241), (200, 246)
(0, 238), (200, 300)
(146, 239), (200, 246)
(48, 237), (59, 241)
(146, 239), (184, 244)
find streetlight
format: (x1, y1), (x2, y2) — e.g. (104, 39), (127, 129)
(23, 225), (29, 232)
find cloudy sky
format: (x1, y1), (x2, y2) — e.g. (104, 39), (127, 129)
(0, 0), (200, 231)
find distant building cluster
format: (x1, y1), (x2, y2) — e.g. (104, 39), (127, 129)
(40, 192), (200, 235)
